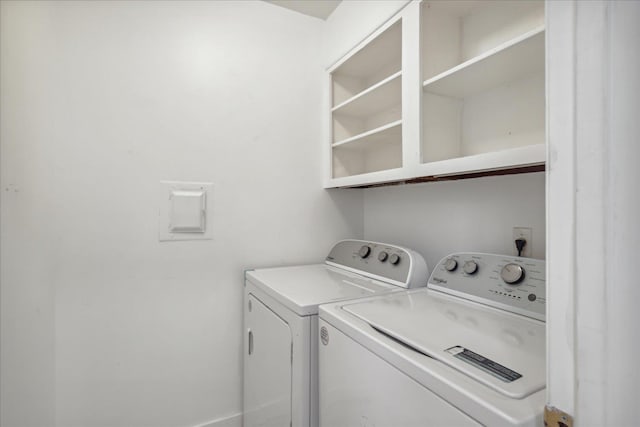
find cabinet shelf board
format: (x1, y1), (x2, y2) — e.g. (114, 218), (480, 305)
(422, 27), (544, 98)
(332, 71), (402, 118)
(419, 143), (545, 177)
(327, 164), (545, 189)
(333, 120), (402, 150)
(326, 167), (407, 189)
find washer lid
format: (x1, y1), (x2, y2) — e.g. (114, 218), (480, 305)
(342, 289), (545, 399)
(246, 264), (396, 316)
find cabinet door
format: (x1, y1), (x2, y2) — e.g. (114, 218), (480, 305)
(244, 294), (292, 427)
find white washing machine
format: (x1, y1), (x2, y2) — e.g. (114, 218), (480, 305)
(243, 239), (429, 427)
(318, 253), (546, 427)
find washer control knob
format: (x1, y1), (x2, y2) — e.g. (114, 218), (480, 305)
(444, 258), (458, 272)
(358, 245), (372, 259)
(463, 260), (478, 275)
(389, 254), (401, 265)
(378, 251), (388, 262)
(501, 263), (525, 284)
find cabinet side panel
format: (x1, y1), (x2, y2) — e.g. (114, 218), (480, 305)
(422, 93), (462, 163)
(461, 71), (545, 156)
(363, 107), (402, 132)
(462, 1), (545, 61)
(332, 75), (366, 107)
(422, 4), (462, 80)
(365, 60), (402, 88)
(364, 138), (403, 174)
(332, 149), (366, 178)
(333, 115), (365, 143)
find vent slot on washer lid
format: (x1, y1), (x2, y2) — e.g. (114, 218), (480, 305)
(370, 325), (434, 358)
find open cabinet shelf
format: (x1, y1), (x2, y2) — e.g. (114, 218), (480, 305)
(422, 27), (544, 98)
(333, 120), (403, 149)
(332, 72), (402, 118)
(324, 0), (546, 188)
(328, 13), (406, 184)
(332, 140), (403, 179)
(418, 144), (545, 178)
(331, 21), (402, 108)
(418, 0), (545, 173)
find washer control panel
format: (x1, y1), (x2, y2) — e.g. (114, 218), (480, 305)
(325, 240), (428, 289)
(428, 253), (545, 321)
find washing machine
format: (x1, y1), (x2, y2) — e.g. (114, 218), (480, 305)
(318, 252), (546, 427)
(243, 239), (429, 427)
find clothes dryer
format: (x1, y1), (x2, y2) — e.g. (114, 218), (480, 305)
(243, 240), (428, 427)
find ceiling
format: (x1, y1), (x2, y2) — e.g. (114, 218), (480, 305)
(266, 0), (342, 20)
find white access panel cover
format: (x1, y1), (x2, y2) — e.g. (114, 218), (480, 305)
(343, 289), (545, 399)
(158, 181), (213, 241)
(246, 264), (396, 316)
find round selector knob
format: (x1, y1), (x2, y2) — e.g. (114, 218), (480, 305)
(378, 251), (389, 262)
(463, 260), (478, 275)
(501, 263), (525, 285)
(389, 254), (401, 265)
(358, 245), (372, 259)
(444, 258), (458, 272)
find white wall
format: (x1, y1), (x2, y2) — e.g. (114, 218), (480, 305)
(604, 2), (640, 422)
(0, 2), (362, 427)
(363, 173), (546, 270)
(547, 0), (640, 424)
(1, 1), (553, 426)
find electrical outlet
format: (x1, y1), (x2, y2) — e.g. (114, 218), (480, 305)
(512, 227), (532, 257)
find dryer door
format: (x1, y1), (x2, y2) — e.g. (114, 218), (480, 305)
(244, 293), (292, 427)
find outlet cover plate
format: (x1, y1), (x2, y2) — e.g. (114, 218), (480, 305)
(512, 227), (532, 257)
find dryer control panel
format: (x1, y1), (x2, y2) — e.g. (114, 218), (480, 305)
(325, 240), (428, 289)
(428, 253), (545, 321)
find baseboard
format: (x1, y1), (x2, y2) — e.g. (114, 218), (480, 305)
(193, 412), (242, 427)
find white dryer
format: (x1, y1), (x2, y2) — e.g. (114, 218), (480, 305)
(243, 240), (429, 427)
(318, 253), (546, 427)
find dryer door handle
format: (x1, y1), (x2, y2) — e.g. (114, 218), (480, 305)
(248, 329), (253, 355)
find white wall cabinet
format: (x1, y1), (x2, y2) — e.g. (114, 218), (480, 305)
(326, 2), (420, 187)
(325, 0), (545, 188)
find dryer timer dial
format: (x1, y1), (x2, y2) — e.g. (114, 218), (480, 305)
(444, 258), (458, 272)
(358, 245), (371, 259)
(463, 260), (478, 275)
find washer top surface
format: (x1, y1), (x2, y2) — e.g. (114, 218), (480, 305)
(318, 253), (547, 426)
(246, 264), (397, 316)
(342, 288), (545, 399)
